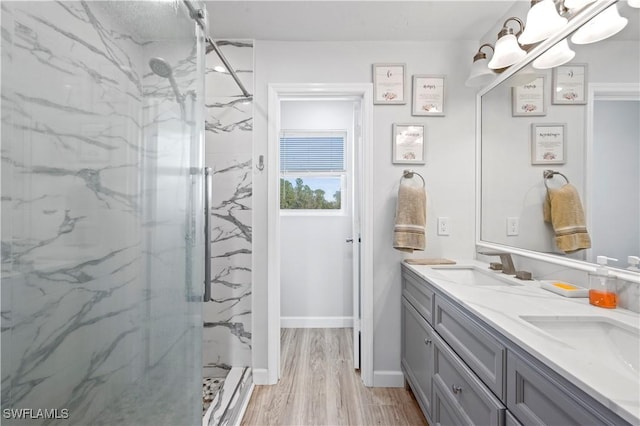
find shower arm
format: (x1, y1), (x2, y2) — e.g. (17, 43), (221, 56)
(183, 1), (252, 99)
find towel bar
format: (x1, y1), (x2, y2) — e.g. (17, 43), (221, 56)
(543, 169), (569, 190)
(400, 169), (425, 187)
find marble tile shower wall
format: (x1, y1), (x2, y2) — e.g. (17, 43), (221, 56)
(1, 2), (202, 425)
(203, 41), (253, 377)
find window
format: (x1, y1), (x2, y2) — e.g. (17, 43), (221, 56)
(280, 131), (347, 212)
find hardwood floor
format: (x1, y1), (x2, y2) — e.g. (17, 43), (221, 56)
(241, 328), (429, 426)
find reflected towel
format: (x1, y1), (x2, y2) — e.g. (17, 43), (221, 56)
(543, 183), (591, 253)
(393, 184), (426, 252)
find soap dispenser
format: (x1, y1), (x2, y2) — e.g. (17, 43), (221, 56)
(628, 256), (640, 272)
(588, 256), (618, 309)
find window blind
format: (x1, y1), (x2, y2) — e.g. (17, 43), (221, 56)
(280, 135), (345, 172)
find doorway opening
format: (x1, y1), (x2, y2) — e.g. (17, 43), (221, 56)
(267, 84), (373, 386)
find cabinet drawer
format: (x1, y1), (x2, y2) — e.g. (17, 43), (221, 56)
(432, 379), (465, 426)
(434, 296), (505, 398)
(401, 297), (434, 417)
(506, 351), (616, 426)
(433, 332), (505, 426)
(402, 269), (435, 324)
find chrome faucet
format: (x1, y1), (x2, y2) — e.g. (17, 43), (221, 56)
(478, 251), (517, 275)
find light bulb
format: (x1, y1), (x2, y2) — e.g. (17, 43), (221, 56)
(571, 4), (628, 44)
(532, 39), (576, 69)
(519, 0), (568, 45)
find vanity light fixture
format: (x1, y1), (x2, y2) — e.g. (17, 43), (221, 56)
(519, 0), (568, 45)
(489, 17), (527, 70)
(488, 17), (528, 69)
(570, 3), (628, 44)
(465, 44), (496, 87)
(532, 39), (576, 69)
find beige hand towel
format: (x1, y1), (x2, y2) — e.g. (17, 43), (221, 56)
(543, 183), (591, 253)
(393, 184), (426, 252)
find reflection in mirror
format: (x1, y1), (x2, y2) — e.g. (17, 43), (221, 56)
(480, 1), (639, 272)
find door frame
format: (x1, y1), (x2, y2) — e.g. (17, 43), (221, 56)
(267, 83), (374, 386)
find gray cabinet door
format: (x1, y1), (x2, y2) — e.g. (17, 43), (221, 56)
(402, 267), (435, 325)
(506, 351), (617, 426)
(434, 296), (505, 399)
(401, 296), (434, 417)
(433, 332), (505, 426)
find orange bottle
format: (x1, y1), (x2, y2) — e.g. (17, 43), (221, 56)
(589, 256), (618, 309)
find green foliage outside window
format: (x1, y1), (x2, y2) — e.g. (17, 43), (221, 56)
(280, 178), (341, 210)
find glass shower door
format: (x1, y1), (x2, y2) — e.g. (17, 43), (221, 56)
(1, 2), (205, 425)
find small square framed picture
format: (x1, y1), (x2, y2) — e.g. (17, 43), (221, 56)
(392, 123), (425, 164)
(512, 76), (546, 116)
(552, 63), (588, 105)
(373, 63), (406, 104)
(412, 75), (445, 116)
(531, 123), (566, 165)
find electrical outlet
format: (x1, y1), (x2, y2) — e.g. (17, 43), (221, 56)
(507, 217), (519, 236)
(437, 217), (450, 236)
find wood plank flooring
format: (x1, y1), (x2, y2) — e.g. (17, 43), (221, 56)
(241, 328), (429, 426)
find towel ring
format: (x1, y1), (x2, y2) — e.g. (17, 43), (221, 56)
(400, 169), (425, 188)
(543, 169), (569, 190)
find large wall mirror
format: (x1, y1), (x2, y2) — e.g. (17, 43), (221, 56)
(479, 0), (639, 277)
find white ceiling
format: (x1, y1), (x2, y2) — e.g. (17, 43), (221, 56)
(204, 1), (519, 41)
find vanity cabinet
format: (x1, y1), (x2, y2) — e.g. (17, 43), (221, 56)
(402, 266), (504, 425)
(401, 297), (434, 416)
(434, 296), (505, 399)
(401, 264), (633, 426)
(432, 331), (505, 425)
(507, 351), (614, 426)
(402, 267), (434, 322)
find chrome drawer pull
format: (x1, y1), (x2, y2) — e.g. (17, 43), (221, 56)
(424, 338), (432, 345)
(451, 384), (463, 394)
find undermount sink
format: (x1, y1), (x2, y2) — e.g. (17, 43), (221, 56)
(520, 315), (640, 375)
(431, 266), (523, 287)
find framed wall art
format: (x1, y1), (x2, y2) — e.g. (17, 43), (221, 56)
(552, 63), (587, 105)
(512, 75), (546, 116)
(373, 63), (406, 105)
(531, 123), (566, 165)
(392, 123), (425, 164)
(412, 75), (445, 116)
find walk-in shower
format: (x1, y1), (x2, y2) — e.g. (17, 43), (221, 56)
(1, 1), (205, 424)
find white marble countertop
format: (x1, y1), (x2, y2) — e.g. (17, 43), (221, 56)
(403, 259), (640, 425)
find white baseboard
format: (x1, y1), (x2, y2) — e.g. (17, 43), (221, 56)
(280, 316), (353, 328)
(252, 368), (270, 385)
(373, 370), (405, 388)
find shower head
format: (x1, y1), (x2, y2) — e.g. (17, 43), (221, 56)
(149, 57), (173, 78)
(148, 57), (186, 120)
